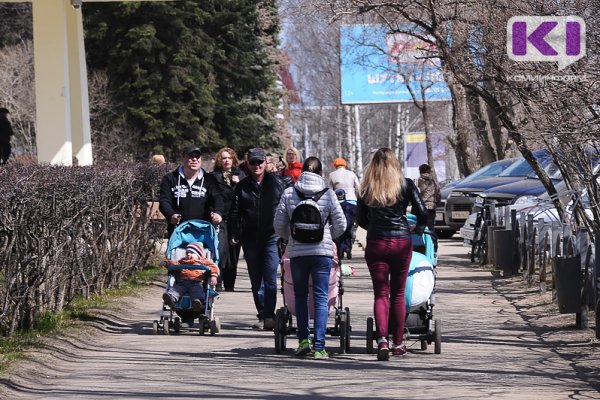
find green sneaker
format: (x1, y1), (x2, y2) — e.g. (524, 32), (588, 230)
(294, 339), (312, 356)
(312, 349), (329, 359)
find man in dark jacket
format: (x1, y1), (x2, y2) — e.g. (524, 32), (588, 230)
(0, 108), (14, 164)
(416, 163), (440, 232)
(229, 147), (292, 330)
(159, 145), (224, 238)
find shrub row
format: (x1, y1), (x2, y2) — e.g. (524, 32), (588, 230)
(0, 163), (167, 336)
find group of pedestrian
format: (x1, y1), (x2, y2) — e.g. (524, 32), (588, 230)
(158, 143), (431, 361)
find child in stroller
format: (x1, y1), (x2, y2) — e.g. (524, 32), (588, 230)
(162, 242), (219, 313)
(152, 219), (221, 336)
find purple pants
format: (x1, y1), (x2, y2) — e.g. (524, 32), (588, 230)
(365, 237), (413, 345)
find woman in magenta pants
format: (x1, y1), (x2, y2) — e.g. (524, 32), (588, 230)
(357, 148), (428, 361)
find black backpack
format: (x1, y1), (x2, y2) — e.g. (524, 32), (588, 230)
(290, 188), (330, 243)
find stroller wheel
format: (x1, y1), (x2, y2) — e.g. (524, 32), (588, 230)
(420, 339), (428, 350)
(163, 319), (170, 335)
(434, 319), (442, 354)
(152, 320), (158, 335)
(275, 307), (287, 354)
(174, 317), (181, 333)
(344, 307), (351, 353)
(210, 317), (220, 335)
(366, 317), (374, 354)
(339, 312), (348, 354)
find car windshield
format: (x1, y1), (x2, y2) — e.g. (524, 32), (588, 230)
(497, 158), (535, 177)
(460, 159), (518, 184)
(498, 150), (561, 179)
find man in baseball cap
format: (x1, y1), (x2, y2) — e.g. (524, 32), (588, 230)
(159, 144), (224, 238)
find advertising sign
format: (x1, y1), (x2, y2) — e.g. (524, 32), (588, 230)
(340, 24), (451, 104)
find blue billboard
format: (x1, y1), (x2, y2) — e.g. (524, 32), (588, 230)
(340, 24), (452, 104)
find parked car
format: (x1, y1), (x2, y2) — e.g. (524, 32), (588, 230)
(434, 179), (462, 238)
(434, 159), (520, 238)
(444, 156), (526, 231)
(460, 182), (591, 246)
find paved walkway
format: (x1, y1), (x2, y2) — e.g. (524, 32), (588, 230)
(1, 229), (598, 399)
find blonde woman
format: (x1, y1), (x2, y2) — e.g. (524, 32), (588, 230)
(283, 146), (303, 183)
(356, 148), (428, 361)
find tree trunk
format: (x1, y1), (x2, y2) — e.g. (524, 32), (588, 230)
(420, 89), (438, 182)
(345, 105), (352, 166)
(353, 105), (363, 177)
(466, 87), (496, 165)
(447, 79), (475, 177)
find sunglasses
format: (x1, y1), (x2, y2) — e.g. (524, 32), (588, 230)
(249, 160), (265, 166)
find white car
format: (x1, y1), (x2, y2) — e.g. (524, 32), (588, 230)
(459, 184), (592, 247)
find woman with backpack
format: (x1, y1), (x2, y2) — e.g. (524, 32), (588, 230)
(357, 148), (428, 361)
(274, 157), (346, 359)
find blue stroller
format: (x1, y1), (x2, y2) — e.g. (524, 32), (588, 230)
(366, 214), (442, 354)
(152, 219), (221, 336)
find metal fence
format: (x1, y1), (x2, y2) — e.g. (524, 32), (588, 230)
(481, 203), (598, 339)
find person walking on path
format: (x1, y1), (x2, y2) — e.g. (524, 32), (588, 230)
(357, 148), (428, 361)
(274, 156), (346, 359)
(416, 163), (440, 232)
(333, 188), (356, 262)
(210, 147), (245, 292)
(159, 145), (224, 238)
(229, 147), (292, 330)
(0, 108), (14, 164)
(328, 157), (360, 259)
(283, 146), (303, 183)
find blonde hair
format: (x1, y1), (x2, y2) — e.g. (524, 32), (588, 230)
(214, 147), (239, 171)
(285, 146), (302, 163)
(149, 154), (166, 165)
(359, 148), (404, 207)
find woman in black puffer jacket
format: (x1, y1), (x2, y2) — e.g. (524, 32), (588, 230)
(357, 148), (428, 361)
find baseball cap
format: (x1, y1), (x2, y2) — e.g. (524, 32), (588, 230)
(182, 145), (202, 156)
(247, 148), (266, 163)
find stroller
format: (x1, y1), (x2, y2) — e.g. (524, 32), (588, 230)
(366, 214), (442, 354)
(152, 219), (221, 336)
(274, 244), (352, 354)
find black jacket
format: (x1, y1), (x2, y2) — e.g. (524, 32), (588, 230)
(0, 117), (13, 143)
(229, 172), (293, 243)
(357, 178), (428, 239)
(210, 168), (246, 220)
(159, 167), (224, 237)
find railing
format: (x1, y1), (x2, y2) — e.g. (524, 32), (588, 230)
(469, 196), (598, 339)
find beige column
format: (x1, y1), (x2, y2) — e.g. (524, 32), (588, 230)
(66, 4), (93, 165)
(32, 0), (73, 165)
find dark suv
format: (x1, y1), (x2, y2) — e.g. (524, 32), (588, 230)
(434, 158), (516, 238)
(481, 157), (562, 207)
(444, 150), (554, 230)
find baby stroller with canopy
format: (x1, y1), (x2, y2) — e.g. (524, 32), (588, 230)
(366, 214), (442, 354)
(152, 219), (221, 336)
(274, 244), (352, 354)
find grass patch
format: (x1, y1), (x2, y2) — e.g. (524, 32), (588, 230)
(0, 262), (164, 372)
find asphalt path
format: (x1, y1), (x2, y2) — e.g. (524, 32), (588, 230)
(1, 230), (598, 399)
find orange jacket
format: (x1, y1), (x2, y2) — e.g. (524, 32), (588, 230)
(284, 161), (303, 183)
(163, 257), (220, 281)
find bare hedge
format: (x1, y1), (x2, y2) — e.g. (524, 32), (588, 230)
(0, 163), (167, 336)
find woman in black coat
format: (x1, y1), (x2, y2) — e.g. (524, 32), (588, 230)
(210, 147), (245, 291)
